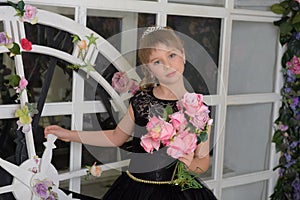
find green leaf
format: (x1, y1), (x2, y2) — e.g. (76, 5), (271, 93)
(292, 11), (300, 24)
(16, 0), (25, 11)
(71, 34), (81, 43)
(279, 22), (293, 36)
(86, 33), (99, 47)
(163, 105), (173, 121)
(8, 74), (21, 87)
(15, 106), (32, 124)
(199, 132), (208, 143)
(25, 102), (39, 115)
(293, 22), (300, 32)
(287, 37), (300, 55)
(289, 0), (300, 11)
(8, 42), (21, 55)
(270, 4), (286, 14)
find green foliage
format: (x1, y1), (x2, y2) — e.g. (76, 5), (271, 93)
(270, 1), (300, 199)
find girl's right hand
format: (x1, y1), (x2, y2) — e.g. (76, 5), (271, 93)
(44, 125), (73, 142)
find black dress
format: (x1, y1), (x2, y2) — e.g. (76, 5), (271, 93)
(102, 88), (217, 200)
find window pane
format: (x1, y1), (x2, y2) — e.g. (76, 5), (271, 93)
(0, 54), (16, 105)
(223, 103), (272, 177)
(167, 16), (221, 95)
(222, 181), (268, 200)
(38, 115), (71, 171)
(168, 0), (224, 7)
(228, 21), (277, 95)
(85, 12), (156, 101)
(21, 53), (73, 103)
(235, 0), (278, 11)
(32, 5), (75, 19)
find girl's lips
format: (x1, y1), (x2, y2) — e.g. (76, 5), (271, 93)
(166, 71), (177, 77)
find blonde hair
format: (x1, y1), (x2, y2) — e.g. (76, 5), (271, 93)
(138, 27), (184, 90)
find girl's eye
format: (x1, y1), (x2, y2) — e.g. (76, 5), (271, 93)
(169, 53), (176, 59)
(154, 60), (161, 65)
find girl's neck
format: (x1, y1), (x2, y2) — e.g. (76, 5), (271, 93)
(154, 83), (187, 100)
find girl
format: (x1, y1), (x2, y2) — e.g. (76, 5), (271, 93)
(44, 27), (217, 200)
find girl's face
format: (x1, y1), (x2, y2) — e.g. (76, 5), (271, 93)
(147, 43), (185, 85)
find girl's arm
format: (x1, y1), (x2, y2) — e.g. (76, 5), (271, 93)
(44, 104), (135, 147)
(178, 125), (212, 174)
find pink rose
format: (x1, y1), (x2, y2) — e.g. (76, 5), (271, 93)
(190, 109), (210, 130)
(182, 133), (197, 155)
(166, 136), (185, 158)
(112, 72), (134, 94)
(169, 111), (187, 131)
(140, 134), (160, 153)
(146, 116), (164, 140)
(20, 38), (32, 51)
(19, 77), (28, 90)
(166, 133), (197, 158)
(146, 116), (175, 144)
(159, 121), (175, 145)
(23, 5), (37, 21)
(179, 93), (205, 117)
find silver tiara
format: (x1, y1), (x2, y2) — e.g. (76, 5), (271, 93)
(141, 26), (165, 38)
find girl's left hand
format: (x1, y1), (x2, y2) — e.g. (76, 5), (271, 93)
(178, 152), (194, 168)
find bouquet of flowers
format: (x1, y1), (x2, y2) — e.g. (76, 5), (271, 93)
(140, 92), (213, 190)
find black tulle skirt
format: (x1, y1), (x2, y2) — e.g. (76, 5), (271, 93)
(102, 172), (217, 200)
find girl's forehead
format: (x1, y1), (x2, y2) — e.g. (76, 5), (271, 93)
(149, 43), (179, 55)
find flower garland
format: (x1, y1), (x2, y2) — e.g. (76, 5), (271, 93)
(270, 1), (300, 199)
(33, 178), (58, 200)
(111, 72), (139, 95)
(67, 34), (99, 78)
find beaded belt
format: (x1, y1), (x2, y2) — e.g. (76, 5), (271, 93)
(126, 170), (178, 185)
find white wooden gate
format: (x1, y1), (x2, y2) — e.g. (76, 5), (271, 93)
(0, 6), (137, 199)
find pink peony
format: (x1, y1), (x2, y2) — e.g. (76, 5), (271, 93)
(190, 109), (210, 130)
(112, 72), (134, 94)
(146, 116), (164, 140)
(23, 5), (37, 21)
(159, 121), (176, 145)
(146, 116), (175, 145)
(166, 133), (197, 158)
(179, 93), (205, 117)
(140, 134), (160, 153)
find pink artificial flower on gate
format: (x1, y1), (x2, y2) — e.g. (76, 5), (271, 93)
(286, 55), (300, 74)
(15, 77), (28, 93)
(112, 72), (135, 94)
(22, 4), (38, 24)
(296, 0), (300, 4)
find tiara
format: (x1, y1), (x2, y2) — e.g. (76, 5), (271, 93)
(141, 26), (165, 38)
